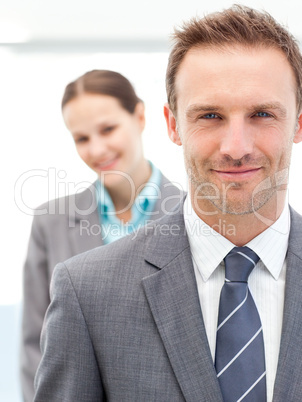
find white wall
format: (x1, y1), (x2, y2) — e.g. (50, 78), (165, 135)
(1, 0), (302, 41)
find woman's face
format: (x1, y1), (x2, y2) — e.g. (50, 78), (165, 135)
(62, 93), (146, 189)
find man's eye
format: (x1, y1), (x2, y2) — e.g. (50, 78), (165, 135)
(201, 113), (219, 119)
(255, 112), (271, 118)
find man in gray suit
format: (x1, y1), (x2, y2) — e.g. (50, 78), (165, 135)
(34, 6), (302, 401)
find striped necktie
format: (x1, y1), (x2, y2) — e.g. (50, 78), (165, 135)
(215, 247), (267, 402)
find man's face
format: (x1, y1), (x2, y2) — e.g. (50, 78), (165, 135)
(165, 45), (302, 217)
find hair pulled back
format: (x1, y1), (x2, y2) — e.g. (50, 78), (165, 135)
(62, 70), (142, 113)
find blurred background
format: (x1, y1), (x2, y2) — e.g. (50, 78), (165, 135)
(1, 0), (302, 400)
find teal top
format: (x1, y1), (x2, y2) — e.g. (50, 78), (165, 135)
(95, 162), (162, 244)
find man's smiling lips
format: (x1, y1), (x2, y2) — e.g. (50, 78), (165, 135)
(212, 167), (262, 181)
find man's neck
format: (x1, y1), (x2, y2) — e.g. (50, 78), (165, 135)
(190, 192), (286, 246)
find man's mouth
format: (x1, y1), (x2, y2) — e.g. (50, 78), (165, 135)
(212, 167), (262, 180)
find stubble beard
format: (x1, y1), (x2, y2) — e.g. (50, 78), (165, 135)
(186, 155), (279, 216)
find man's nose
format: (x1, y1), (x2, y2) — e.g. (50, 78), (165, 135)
(219, 119), (254, 160)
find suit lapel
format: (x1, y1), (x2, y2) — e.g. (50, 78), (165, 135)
(142, 206), (222, 402)
(68, 183), (103, 255)
(273, 208), (302, 401)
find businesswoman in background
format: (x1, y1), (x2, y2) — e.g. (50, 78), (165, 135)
(20, 70), (182, 401)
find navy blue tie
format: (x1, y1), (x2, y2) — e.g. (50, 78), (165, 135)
(215, 247), (267, 402)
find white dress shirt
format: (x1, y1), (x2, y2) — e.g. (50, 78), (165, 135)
(184, 194), (290, 402)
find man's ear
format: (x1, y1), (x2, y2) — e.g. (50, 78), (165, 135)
(163, 103), (182, 146)
(294, 112), (302, 144)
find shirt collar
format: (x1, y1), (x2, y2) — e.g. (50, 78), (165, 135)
(247, 204), (290, 280)
(134, 161), (161, 211)
(95, 181), (114, 213)
(184, 194), (290, 282)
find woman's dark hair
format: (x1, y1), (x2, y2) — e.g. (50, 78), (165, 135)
(62, 70), (142, 113)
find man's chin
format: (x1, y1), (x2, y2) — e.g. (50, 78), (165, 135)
(209, 201), (255, 216)
(207, 191), (276, 216)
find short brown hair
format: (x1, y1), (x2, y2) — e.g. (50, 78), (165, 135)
(166, 5), (302, 115)
(62, 70), (142, 113)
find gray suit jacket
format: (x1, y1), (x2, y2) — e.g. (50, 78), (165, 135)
(21, 172), (183, 402)
(34, 200), (302, 401)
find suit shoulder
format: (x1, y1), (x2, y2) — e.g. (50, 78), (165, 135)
(57, 230), (152, 296)
(31, 184), (97, 227)
(160, 173), (185, 198)
(63, 229), (145, 271)
(63, 202), (185, 274)
(289, 206), (302, 257)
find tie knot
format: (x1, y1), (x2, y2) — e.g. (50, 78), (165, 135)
(224, 247), (259, 282)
